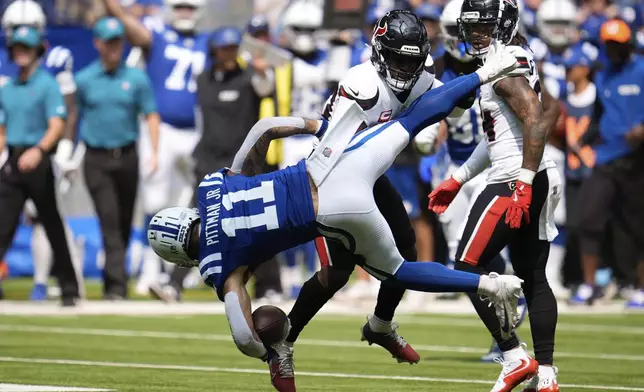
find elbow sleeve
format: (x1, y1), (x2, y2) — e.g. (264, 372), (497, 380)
(224, 292), (268, 360)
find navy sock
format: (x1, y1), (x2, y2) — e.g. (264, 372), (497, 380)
(391, 260), (479, 293)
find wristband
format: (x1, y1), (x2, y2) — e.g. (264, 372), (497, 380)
(518, 168), (536, 185)
(316, 119), (329, 139)
(452, 168), (466, 185)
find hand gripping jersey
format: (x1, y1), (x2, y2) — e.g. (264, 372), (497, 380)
(145, 25), (210, 129)
(442, 67), (483, 165)
(197, 160), (318, 300)
(479, 45), (556, 183)
(0, 45), (75, 94)
(322, 60), (437, 126)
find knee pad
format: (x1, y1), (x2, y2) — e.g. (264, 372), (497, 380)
(317, 266), (351, 293)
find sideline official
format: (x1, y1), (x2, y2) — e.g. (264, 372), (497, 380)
(0, 25), (78, 306)
(77, 17), (160, 300)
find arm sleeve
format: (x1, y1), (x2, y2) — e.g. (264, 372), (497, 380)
(398, 73), (481, 137)
(45, 80), (67, 120)
(230, 116), (306, 173)
(137, 72), (157, 115)
(224, 292), (268, 360)
(452, 140), (490, 184)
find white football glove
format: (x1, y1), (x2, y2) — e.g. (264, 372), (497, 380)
(56, 140), (86, 172)
(475, 41), (519, 84)
(414, 122), (441, 155)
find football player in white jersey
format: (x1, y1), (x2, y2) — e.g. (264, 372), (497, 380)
(424, 0), (530, 363)
(101, 0), (212, 295)
(0, 0), (85, 301)
(270, 10), (478, 386)
(429, 1), (563, 391)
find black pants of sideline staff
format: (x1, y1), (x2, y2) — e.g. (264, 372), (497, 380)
(84, 143), (138, 299)
(0, 146), (79, 302)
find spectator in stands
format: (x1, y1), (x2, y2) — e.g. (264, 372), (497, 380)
(152, 26), (274, 302)
(572, 19), (644, 308)
(76, 17), (160, 300)
(0, 25), (79, 306)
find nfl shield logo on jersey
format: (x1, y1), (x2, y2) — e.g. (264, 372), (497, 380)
(323, 147), (332, 158)
(122, 81), (130, 91)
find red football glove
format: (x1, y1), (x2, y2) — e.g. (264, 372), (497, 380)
(505, 180), (532, 229)
(428, 177), (462, 214)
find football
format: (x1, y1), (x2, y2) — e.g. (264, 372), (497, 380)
(252, 305), (289, 346)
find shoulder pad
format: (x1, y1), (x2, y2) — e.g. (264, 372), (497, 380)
(338, 63), (380, 105)
(506, 46), (534, 78)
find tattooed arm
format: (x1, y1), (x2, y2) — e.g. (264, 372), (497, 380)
(494, 76), (556, 173)
(233, 117), (321, 176)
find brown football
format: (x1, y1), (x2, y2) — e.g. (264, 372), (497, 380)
(252, 305), (289, 346)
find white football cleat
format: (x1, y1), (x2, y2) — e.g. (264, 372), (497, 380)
(490, 344), (538, 392)
(523, 366), (560, 392)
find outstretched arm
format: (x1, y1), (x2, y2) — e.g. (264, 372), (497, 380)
(231, 117), (322, 176)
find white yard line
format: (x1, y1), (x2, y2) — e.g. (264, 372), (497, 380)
(0, 384), (113, 392)
(0, 356), (642, 391)
(1, 324), (643, 362)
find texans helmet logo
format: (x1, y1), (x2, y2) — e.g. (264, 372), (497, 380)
(374, 21), (387, 37)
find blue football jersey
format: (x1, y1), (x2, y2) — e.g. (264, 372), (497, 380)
(197, 160), (318, 300)
(0, 45), (74, 90)
(442, 68), (483, 165)
(146, 26), (210, 129)
(541, 51), (568, 101)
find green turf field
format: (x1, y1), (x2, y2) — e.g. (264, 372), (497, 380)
(0, 309), (643, 392)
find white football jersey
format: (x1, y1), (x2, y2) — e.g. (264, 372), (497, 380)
(480, 45), (556, 184)
(322, 61), (438, 126)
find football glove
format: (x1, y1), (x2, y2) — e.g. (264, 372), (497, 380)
(505, 180), (532, 229)
(428, 176), (462, 214)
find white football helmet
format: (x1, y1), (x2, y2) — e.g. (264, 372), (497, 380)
(537, 0), (578, 47)
(281, 0), (323, 55)
(164, 0), (205, 33)
(440, 0), (474, 62)
(2, 0), (46, 33)
(148, 207), (200, 268)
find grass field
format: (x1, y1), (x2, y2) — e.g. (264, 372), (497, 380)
(1, 300), (643, 392)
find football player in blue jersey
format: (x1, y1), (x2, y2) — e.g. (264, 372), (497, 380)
(0, 0), (85, 301)
(100, 0), (211, 295)
(533, 0), (579, 100)
(148, 44), (524, 391)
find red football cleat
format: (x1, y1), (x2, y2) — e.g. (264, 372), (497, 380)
(523, 366), (560, 392)
(491, 355), (538, 392)
(360, 317), (420, 364)
(268, 342), (296, 392)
